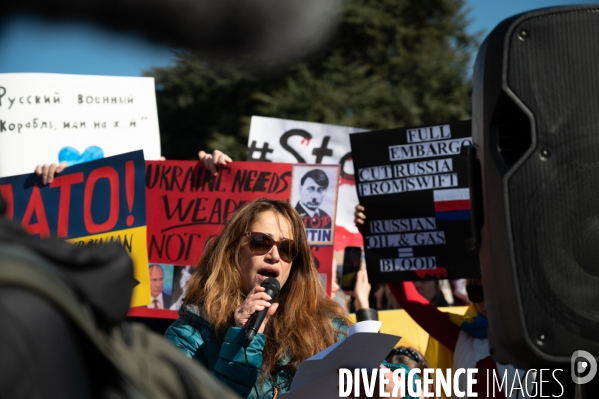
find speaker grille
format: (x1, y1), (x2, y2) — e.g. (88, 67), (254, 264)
(506, 9), (599, 354)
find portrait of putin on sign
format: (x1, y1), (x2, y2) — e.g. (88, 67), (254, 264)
(294, 169), (333, 229)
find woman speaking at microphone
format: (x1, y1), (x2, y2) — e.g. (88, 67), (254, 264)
(165, 198), (350, 399)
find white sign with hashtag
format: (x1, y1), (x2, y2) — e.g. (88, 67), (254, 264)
(247, 116), (368, 251)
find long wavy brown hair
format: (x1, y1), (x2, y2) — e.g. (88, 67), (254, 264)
(184, 198), (349, 380)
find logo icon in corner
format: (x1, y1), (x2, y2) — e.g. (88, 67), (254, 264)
(571, 350), (597, 384)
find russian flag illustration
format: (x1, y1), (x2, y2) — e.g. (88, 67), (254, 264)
(433, 188), (471, 221)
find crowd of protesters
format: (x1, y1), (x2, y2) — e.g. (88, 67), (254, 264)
(29, 148), (543, 399)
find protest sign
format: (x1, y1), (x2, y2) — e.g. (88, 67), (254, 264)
(134, 161), (336, 318)
(0, 73), (161, 177)
(291, 164), (339, 300)
(0, 151), (151, 306)
(247, 116), (367, 253)
(290, 165), (339, 245)
(349, 121), (480, 283)
(145, 160), (292, 266)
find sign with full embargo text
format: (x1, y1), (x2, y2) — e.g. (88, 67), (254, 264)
(247, 116), (367, 252)
(136, 161), (336, 318)
(0, 151), (151, 306)
(0, 73), (161, 177)
(349, 121), (480, 283)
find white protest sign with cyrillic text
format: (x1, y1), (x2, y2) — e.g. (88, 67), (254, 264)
(0, 73), (161, 177)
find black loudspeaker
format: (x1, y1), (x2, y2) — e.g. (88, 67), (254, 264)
(472, 5), (599, 368)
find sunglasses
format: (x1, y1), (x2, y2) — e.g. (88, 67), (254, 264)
(246, 232), (298, 262)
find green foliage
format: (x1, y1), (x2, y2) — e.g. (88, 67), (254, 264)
(146, 0), (477, 161)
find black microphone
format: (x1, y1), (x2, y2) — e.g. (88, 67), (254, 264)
(243, 277), (280, 348)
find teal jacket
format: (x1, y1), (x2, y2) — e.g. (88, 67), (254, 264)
(165, 305), (348, 399)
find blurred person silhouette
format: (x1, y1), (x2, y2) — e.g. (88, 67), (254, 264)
(371, 283), (400, 311)
(450, 279), (469, 306)
(413, 280), (449, 308)
(0, 190), (238, 399)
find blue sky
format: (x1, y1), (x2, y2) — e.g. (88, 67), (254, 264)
(465, 0), (598, 36)
(0, 1), (597, 76)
